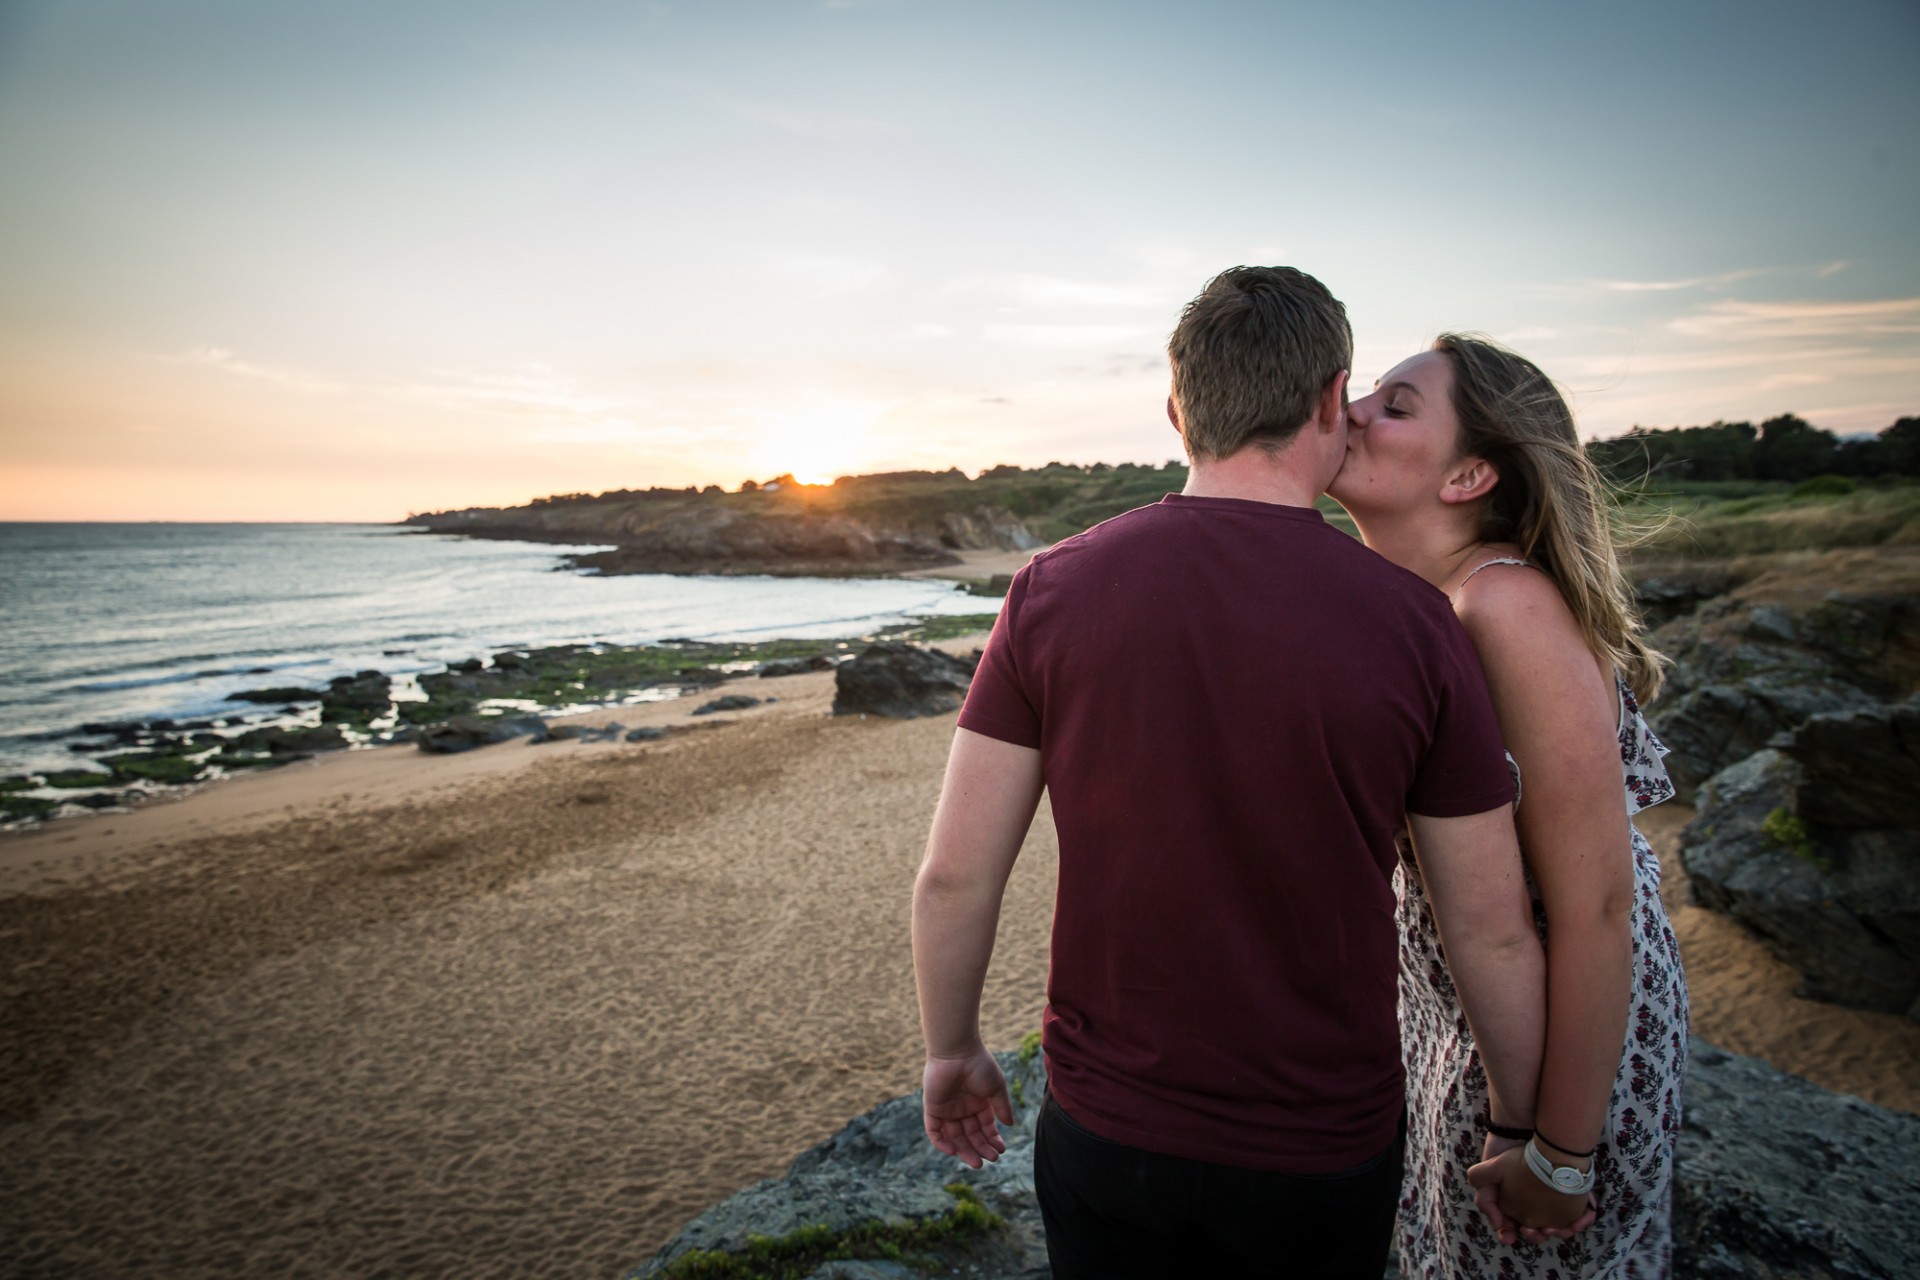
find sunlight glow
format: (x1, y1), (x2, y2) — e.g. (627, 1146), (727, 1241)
(744, 399), (888, 487)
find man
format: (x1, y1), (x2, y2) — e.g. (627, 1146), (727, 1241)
(911, 266), (1548, 1277)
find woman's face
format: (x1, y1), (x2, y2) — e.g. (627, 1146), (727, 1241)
(1327, 350), (1466, 516)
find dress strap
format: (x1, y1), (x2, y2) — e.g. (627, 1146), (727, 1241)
(1458, 557), (1535, 588)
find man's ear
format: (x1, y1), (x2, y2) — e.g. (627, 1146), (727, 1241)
(1440, 456), (1500, 505)
(1166, 395), (1181, 433)
(1316, 370), (1350, 433)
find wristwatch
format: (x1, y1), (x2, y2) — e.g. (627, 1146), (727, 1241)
(1524, 1137), (1596, 1195)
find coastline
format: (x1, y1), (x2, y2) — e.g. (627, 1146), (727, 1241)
(5, 647), (1917, 1275)
(1, 546), (1039, 832)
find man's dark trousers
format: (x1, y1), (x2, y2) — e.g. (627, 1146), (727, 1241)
(1034, 1092), (1403, 1278)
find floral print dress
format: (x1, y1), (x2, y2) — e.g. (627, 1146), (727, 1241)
(1395, 651), (1688, 1279)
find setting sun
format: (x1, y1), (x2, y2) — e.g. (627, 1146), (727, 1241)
(745, 399), (887, 487)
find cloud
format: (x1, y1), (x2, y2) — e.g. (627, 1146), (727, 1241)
(1668, 297), (1920, 339)
(176, 346), (342, 393)
(1595, 268), (1768, 293)
(908, 322), (954, 338)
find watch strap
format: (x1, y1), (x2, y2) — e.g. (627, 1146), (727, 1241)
(1523, 1137), (1596, 1195)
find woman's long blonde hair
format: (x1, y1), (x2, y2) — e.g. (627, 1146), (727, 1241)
(1435, 333), (1666, 702)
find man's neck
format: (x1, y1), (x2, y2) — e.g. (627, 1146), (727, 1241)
(1182, 446), (1326, 509)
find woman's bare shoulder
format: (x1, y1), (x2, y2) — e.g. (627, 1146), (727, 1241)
(1452, 562), (1591, 671)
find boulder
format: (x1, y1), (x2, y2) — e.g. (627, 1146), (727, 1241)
(629, 1047), (1052, 1279)
(232, 724), (349, 756)
(1646, 594), (1903, 801)
(1671, 1041), (1920, 1278)
(320, 670), (392, 721)
(831, 643), (974, 719)
(1782, 695), (1920, 830)
(630, 1040), (1919, 1280)
(625, 727), (667, 743)
(760, 654), (836, 678)
(415, 715), (550, 754)
(547, 722), (627, 742)
(1680, 749), (1920, 1019)
(692, 695), (761, 717)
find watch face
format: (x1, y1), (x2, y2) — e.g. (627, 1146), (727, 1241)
(1552, 1167), (1586, 1192)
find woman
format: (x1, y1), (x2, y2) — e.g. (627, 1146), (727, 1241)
(1328, 334), (1686, 1278)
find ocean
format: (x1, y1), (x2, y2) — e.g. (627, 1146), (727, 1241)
(0, 522), (999, 777)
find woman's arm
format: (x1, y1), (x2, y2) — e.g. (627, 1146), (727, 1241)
(1457, 566), (1636, 1221)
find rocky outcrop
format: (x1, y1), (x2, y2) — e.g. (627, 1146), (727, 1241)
(1672, 1041), (1920, 1279)
(569, 508), (963, 577)
(319, 670), (392, 723)
(1680, 718), (1920, 1020)
(630, 1047), (1052, 1278)
(691, 695), (762, 717)
(760, 655), (837, 678)
(631, 1040), (1920, 1280)
(831, 644), (978, 719)
(415, 714), (550, 754)
(1646, 591), (1918, 802)
(231, 724), (349, 755)
(408, 493), (1043, 578)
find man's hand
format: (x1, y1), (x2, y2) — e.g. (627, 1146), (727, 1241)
(1467, 1145), (1596, 1245)
(922, 1048), (1014, 1169)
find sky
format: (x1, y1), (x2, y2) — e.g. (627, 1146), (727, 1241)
(1, 0), (1915, 521)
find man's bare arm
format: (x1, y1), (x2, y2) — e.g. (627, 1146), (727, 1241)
(911, 726), (1044, 1167)
(1405, 807), (1546, 1130)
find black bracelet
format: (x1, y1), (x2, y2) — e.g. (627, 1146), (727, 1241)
(1534, 1126), (1597, 1159)
(1482, 1114), (1533, 1142)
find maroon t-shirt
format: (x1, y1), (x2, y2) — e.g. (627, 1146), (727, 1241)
(958, 493), (1513, 1173)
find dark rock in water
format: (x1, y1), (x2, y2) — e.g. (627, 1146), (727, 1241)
(41, 769), (116, 789)
(1681, 749), (1920, 1019)
(832, 643), (974, 719)
(625, 727), (666, 742)
(320, 670), (392, 722)
(692, 695), (761, 717)
(80, 721), (147, 740)
(72, 791), (124, 809)
(226, 687), (325, 704)
(492, 651), (533, 671)
(449, 658), (484, 674)
(632, 1039), (1919, 1280)
(1782, 696), (1920, 830)
(759, 654), (836, 678)
(67, 740), (116, 753)
(232, 724), (349, 756)
(100, 751), (206, 785)
(677, 665), (729, 687)
(1672, 1041), (1920, 1278)
(416, 715), (550, 754)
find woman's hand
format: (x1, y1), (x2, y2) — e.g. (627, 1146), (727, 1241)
(1467, 1145), (1597, 1244)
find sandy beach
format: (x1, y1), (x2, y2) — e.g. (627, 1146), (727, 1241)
(4, 646), (1917, 1278)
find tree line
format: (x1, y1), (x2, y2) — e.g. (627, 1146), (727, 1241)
(1587, 415), (1920, 485)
